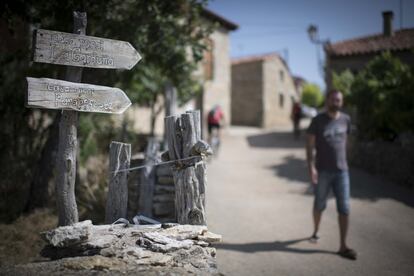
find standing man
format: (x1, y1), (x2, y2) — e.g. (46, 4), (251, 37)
(306, 90), (357, 260)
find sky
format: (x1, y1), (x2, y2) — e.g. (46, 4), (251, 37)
(207, 0), (414, 90)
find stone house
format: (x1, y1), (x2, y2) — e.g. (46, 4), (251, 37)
(231, 53), (298, 128)
(325, 11), (414, 90)
(196, 9), (238, 137)
(293, 75), (306, 99)
(125, 9), (238, 137)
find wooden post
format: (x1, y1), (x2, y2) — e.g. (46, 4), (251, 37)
(165, 81), (177, 117)
(164, 81), (177, 149)
(55, 11), (86, 226)
(29, 11), (140, 226)
(105, 141), (131, 223)
(165, 110), (207, 225)
(138, 138), (159, 217)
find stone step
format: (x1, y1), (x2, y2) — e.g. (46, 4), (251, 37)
(154, 185), (175, 194)
(157, 176), (174, 185)
(156, 166), (172, 177)
(153, 194), (175, 203)
(153, 202), (175, 217)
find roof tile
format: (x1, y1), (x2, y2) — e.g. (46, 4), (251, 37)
(326, 28), (414, 56)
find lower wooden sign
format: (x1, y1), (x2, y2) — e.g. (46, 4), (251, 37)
(26, 77), (131, 114)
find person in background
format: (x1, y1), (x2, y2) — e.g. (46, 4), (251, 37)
(306, 90), (357, 260)
(207, 105), (224, 145)
(291, 101), (302, 139)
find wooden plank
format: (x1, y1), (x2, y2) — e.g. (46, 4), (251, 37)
(33, 29), (141, 70)
(26, 77), (131, 114)
(105, 141), (131, 224)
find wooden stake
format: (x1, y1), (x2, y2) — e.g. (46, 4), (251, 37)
(55, 11), (87, 226)
(165, 110), (207, 225)
(105, 141), (131, 223)
(138, 138), (159, 217)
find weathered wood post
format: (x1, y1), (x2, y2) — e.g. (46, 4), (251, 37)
(105, 141), (131, 223)
(163, 81), (177, 149)
(138, 138), (159, 217)
(165, 110), (209, 225)
(55, 11), (86, 226)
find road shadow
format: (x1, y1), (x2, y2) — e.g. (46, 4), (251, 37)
(268, 155), (309, 184)
(246, 131), (306, 149)
(349, 168), (414, 208)
(268, 155), (414, 208)
(215, 237), (335, 255)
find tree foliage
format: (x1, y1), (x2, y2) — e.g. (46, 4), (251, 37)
(332, 69), (354, 103)
(0, 0), (212, 221)
(301, 83), (323, 108)
(349, 52), (414, 141)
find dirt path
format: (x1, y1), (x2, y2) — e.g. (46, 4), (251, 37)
(206, 126), (414, 276)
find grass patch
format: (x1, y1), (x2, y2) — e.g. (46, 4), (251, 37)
(0, 208), (57, 265)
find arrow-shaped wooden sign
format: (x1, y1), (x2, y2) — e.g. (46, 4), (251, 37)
(26, 77), (131, 114)
(33, 29), (141, 70)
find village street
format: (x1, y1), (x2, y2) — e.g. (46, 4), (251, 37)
(206, 124), (414, 276)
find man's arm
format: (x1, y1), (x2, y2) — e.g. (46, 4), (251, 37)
(306, 134), (318, 185)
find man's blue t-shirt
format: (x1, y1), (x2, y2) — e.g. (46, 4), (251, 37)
(307, 112), (351, 171)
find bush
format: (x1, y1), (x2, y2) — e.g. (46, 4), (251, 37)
(350, 52), (414, 141)
(301, 83), (323, 108)
(332, 69), (354, 104)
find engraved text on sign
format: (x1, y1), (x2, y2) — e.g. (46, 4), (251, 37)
(26, 77), (131, 114)
(33, 29), (141, 69)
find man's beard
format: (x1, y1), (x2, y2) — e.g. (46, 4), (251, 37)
(328, 105), (340, 112)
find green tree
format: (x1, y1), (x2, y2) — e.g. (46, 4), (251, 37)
(350, 52), (414, 141)
(301, 83), (323, 107)
(332, 69), (355, 102)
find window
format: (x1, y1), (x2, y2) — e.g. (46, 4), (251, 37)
(279, 70), (284, 82)
(279, 93), (284, 108)
(203, 38), (214, 80)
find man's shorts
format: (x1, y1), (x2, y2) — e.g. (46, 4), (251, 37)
(208, 123), (220, 134)
(314, 170), (350, 215)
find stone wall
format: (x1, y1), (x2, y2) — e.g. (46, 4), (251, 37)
(231, 60), (263, 126)
(152, 165), (175, 221)
(2, 221), (222, 275)
(202, 27), (232, 135)
(349, 138), (414, 189)
(263, 56), (298, 128)
(116, 27), (233, 139)
(128, 157), (176, 222)
(231, 54), (298, 128)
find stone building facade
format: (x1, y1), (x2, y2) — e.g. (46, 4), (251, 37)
(198, 24), (234, 136)
(231, 53), (298, 128)
(325, 11), (414, 90)
(123, 9), (237, 138)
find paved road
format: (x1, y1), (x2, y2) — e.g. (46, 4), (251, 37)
(206, 126), (414, 276)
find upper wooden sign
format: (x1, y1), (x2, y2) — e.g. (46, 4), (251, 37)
(26, 77), (131, 114)
(33, 29), (141, 70)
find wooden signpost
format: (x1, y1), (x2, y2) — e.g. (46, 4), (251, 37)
(33, 29), (141, 70)
(26, 77), (131, 114)
(27, 11), (141, 226)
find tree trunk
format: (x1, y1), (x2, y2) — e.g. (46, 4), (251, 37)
(55, 11), (86, 226)
(150, 94), (164, 137)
